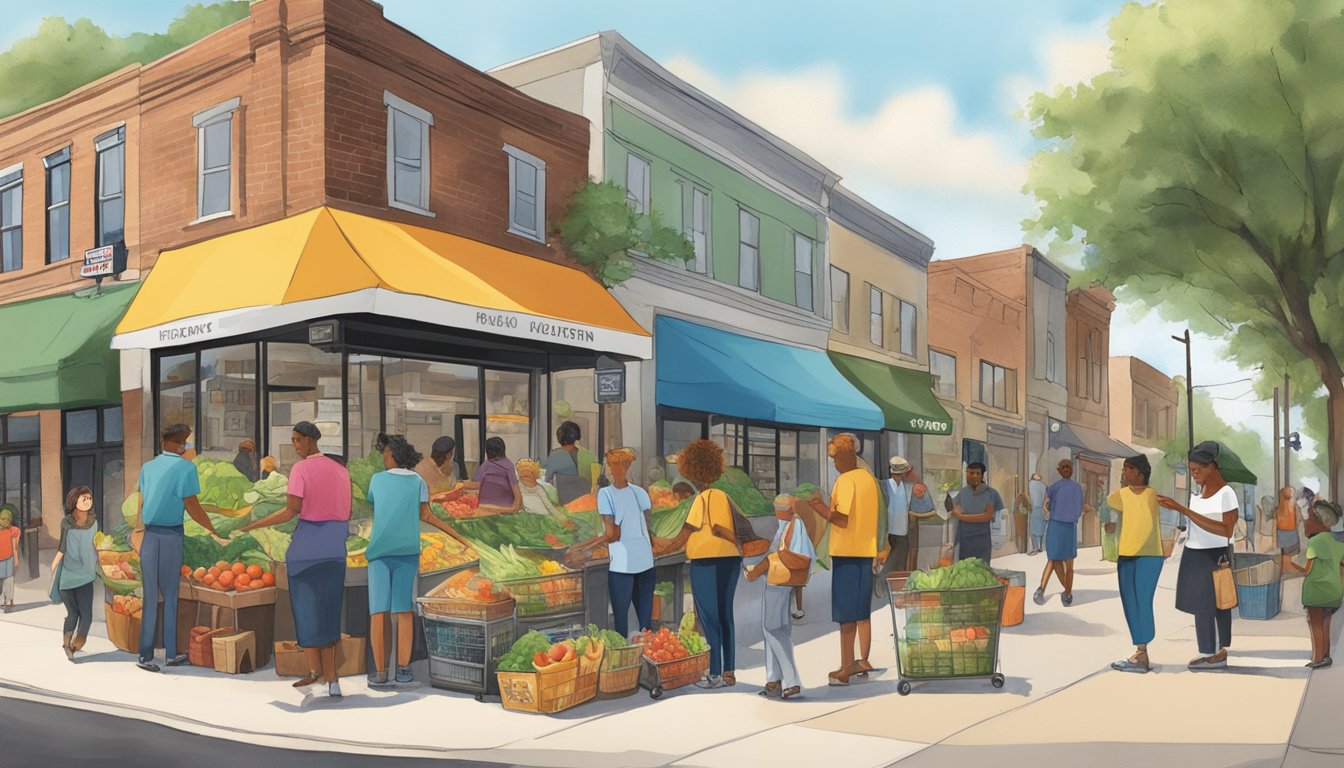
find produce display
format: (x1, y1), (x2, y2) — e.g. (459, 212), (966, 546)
(639, 613), (709, 661)
(894, 560), (1004, 680)
(419, 532), (478, 573)
(94, 530), (142, 595)
(448, 514), (592, 551)
(710, 468), (773, 517)
(651, 498), (693, 540)
(432, 568), (503, 602)
(647, 480), (681, 511)
(473, 543), (548, 581)
(432, 494), (481, 520)
(180, 560), (276, 592)
(194, 459), (253, 510)
(109, 594), (144, 620)
(904, 558), (1000, 591)
(564, 493), (598, 513)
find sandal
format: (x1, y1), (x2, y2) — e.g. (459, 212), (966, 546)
(759, 681), (781, 698)
(722, 671), (736, 686)
(293, 671), (322, 688)
(827, 667), (853, 686)
(791, 610), (805, 620)
(1306, 657), (1333, 669)
(780, 686), (801, 699)
(855, 659), (874, 679)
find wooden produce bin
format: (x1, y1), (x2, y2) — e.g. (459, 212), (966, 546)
(274, 634), (367, 678)
(213, 631), (257, 674)
(176, 580), (278, 667)
(498, 658), (581, 714)
(104, 592), (164, 654)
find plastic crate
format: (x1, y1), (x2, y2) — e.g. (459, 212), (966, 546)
(417, 595), (516, 622)
(421, 616), (515, 666)
(1236, 581), (1281, 620)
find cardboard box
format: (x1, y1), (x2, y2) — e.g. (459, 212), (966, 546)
(273, 634), (366, 678)
(213, 631), (257, 674)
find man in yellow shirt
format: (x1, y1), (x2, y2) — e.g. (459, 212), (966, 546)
(807, 434), (879, 686)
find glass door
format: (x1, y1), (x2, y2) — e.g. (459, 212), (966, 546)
(456, 415), (481, 481)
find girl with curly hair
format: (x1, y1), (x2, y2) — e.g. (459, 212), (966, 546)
(656, 439), (741, 688)
(366, 434), (473, 685)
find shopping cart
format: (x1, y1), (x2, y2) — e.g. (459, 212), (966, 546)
(886, 574), (1006, 695)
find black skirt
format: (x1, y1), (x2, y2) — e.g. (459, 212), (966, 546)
(1175, 545), (1232, 615)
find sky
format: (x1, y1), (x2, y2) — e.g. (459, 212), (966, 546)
(0, 0), (1310, 475)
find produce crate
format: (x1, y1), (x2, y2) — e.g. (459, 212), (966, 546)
(417, 595), (516, 623)
(497, 657), (581, 714)
(417, 562), (478, 597)
(597, 642), (644, 699)
(1236, 581), (1281, 621)
(175, 581), (279, 666)
(886, 574), (1006, 695)
(498, 572), (584, 617)
(420, 614), (515, 666)
(638, 650), (710, 699)
(575, 647), (602, 705)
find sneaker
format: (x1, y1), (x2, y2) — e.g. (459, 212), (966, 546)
(694, 674), (726, 689)
(1306, 657), (1332, 670)
(137, 659), (161, 673)
(395, 666), (414, 684)
(367, 669), (390, 686)
(1062, 593), (1074, 607)
(328, 681), (344, 697)
(1188, 655), (1227, 671)
(1032, 588), (1046, 606)
(165, 654), (190, 667)
(791, 609), (805, 620)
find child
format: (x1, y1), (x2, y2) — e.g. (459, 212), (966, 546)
(0, 504), (20, 611)
(1303, 499), (1344, 669)
(744, 495), (815, 699)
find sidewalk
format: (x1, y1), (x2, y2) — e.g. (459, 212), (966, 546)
(0, 546), (1330, 767)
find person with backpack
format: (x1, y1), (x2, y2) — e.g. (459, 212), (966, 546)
(744, 494), (816, 699)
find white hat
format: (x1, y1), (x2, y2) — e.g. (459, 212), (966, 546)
(888, 456), (912, 474)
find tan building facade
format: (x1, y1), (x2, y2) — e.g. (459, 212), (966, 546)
(1065, 285), (1119, 545)
(0, 0), (598, 548)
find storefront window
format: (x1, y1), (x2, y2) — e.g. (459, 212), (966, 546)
(64, 409), (99, 445)
(799, 430), (821, 490)
(267, 344), (342, 472)
(779, 430), (798, 494)
(747, 425), (777, 496)
(0, 415), (40, 528)
(199, 345), (257, 466)
(160, 352), (197, 385)
(160, 383), (196, 435)
(484, 369), (531, 465)
(347, 355), (383, 461)
(550, 369), (598, 458)
(384, 358), (480, 468)
(6, 415), (38, 443)
(709, 417), (742, 467)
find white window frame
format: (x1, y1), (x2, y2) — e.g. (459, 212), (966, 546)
(192, 98), (240, 223)
(94, 127), (125, 248)
(929, 348), (957, 399)
(384, 90), (435, 217)
(793, 233), (814, 311)
(683, 183), (710, 274)
(625, 153), (650, 214)
(44, 148), (71, 264)
(503, 144), (546, 243)
(869, 285), (884, 347)
(899, 299), (917, 356)
(830, 266), (850, 333)
(0, 162), (22, 274)
(738, 207), (760, 291)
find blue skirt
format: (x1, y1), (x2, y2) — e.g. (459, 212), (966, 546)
(1045, 520), (1078, 560)
(289, 559), (345, 648)
(831, 556), (874, 623)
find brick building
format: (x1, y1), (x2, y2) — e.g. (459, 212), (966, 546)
(0, 0), (648, 552)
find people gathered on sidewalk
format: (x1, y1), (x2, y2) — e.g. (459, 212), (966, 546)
(1302, 499), (1343, 669)
(1107, 455), (1164, 674)
(1036, 459), (1083, 607)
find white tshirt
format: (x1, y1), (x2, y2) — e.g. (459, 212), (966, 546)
(599, 484), (654, 574)
(1186, 485), (1237, 550)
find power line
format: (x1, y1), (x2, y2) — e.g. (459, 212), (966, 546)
(1207, 389), (1259, 401)
(1193, 377), (1257, 389)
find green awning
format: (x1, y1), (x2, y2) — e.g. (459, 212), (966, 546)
(827, 351), (953, 435)
(0, 283), (139, 413)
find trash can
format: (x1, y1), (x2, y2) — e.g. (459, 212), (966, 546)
(1232, 552), (1280, 620)
(992, 568), (1026, 627)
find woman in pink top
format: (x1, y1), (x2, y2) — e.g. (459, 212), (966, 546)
(238, 421), (351, 697)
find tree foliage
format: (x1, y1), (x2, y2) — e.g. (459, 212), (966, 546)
(553, 180), (693, 287)
(1158, 378), (1272, 493)
(0, 3), (250, 119)
(1027, 0), (1344, 493)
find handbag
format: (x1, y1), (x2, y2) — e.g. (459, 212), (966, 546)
(1213, 552), (1239, 610)
(766, 519), (812, 587)
(699, 490), (769, 557)
(49, 562), (64, 604)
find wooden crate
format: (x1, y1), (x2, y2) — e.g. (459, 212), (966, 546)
(497, 658), (580, 714)
(176, 580), (278, 667)
(212, 631), (256, 674)
(188, 626), (236, 668)
(273, 635), (367, 678)
(575, 649), (602, 705)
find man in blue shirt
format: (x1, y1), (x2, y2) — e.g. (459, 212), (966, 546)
(134, 424), (224, 672)
(1036, 458), (1084, 606)
(953, 462), (1003, 564)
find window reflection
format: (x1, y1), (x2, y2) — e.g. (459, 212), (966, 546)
(200, 345), (257, 470)
(267, 344), (342, 473)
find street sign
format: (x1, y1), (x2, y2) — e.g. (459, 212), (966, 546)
(80, 243), (127, 280)
(595, 354), (626, 404)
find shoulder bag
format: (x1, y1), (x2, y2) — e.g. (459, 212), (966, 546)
(1213, 548), (1239, 610)
(766, 519), (812, 586)
(700, 489), (769, 557)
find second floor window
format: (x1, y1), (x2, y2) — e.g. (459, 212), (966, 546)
(95, 127), (125, 247)
(45, 149), (70, 263)
(1133, 396), (1149, 437)
(831, 266), (850, 333)
(794, 234), (813, 311)
(1089, 330), (1104, 402)
(1, 165), (21, 273)
(625, 153), (650, 214)
(194, 98), (239, 220)
(979, 360), (1017, 412)
(899, 299), (917, 357)
(685, 185), (709, 273)
(384, 91), (433, 215)
(504, 145), (546, 242)
(869, 285), (884, 346)
(930, 349), (956, 398)
(738, 208), (759, 291)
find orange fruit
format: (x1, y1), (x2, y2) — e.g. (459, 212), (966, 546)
(261, 572), (276, 587)
(231, 562), (246, 575)
(215, 560), (229, 571)
(207, 566), (221, 579)
(203, 573), (217, 586)
(236, 573), (252, 588)
(246, 565), (263, 580)
(218, 570), (235, 588)
(181, 565), (192, 578)
(192, 567), (207, 582)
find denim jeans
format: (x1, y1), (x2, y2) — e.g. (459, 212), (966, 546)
(608, 567), (655, 638)
(689, 556), (741, 676)
(139, 526), (184, 662)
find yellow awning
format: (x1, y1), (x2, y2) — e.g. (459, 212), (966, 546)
(112, 207), (651, 357)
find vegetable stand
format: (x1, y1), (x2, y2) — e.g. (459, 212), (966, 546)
(886, 573), (1006, 695)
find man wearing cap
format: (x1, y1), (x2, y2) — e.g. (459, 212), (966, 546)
(876, 457), (935, 587)
(415, 436), (461, 500)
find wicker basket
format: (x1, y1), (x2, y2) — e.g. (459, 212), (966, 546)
(497, 657), (580, 714)
(416, 595), (516, 622)
(575, 649), (602, 704)
(600, 642), (644, 672)
(498, 572), (584, 617)
(597, 643), (643, 700)
(642, 650), (710, 692)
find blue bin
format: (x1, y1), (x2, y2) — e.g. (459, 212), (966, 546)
(1236, 581), (1281, 620)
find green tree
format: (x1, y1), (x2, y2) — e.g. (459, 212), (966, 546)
(553, 180), (693, 286)
(1027, 0), (1344, 497)
(0, 3), (250, 118)
(1160, 378), (1272, 494)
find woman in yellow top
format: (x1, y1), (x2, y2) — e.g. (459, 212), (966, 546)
(654, 440), (741, 689)
(806, 433), (880, 686)
(1107, 454), (1164, 673)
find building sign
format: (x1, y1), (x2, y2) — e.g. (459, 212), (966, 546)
(156, 320), (217, 344)
(472, 311), (597, 345)
(595, 354), (626, 404)
(80, 245), (124, 278)
(909, 417), (951, 434)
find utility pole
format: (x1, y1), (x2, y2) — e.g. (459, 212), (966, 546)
(1274, 387), (1281, 493)
(1284, 374), (1291, 488)
(1172, 330), (1194, 454)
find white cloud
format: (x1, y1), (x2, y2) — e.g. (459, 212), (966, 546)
(1003, 23), (1112, 115)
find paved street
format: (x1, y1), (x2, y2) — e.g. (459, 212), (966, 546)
(2, 545), (1340, 767)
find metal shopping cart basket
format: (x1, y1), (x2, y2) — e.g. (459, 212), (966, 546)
(886, 573), (1006, 695)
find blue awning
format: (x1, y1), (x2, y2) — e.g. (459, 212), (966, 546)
(655, 316), (884, 430)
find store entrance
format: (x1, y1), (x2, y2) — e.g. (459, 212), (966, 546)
(61, 406), (125, 529)
(1077, 457), (1108, 547)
